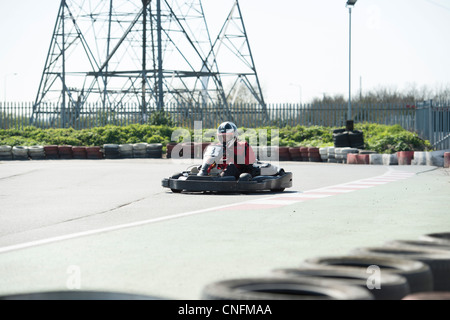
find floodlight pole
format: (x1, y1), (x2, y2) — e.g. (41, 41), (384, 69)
(346, 0), (356, 131)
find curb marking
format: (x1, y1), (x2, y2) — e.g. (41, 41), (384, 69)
(221, 169), (415, 211)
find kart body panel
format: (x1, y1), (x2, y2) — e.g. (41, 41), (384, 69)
(161, 171), (293, 193)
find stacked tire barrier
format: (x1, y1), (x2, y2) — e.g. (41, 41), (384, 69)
(316, 148), (450, 167)
(44, 145), (59, 159)
(1, 142), (449, 166)
(349, 246), (450, 291)
(0, 145), (13, 160)
(28, 146), (46, 160)
(1, 143), (162, 160)
(101, 144), (119, 159)
(369, 153), (398, 166)
(412, 150), (449, 167)
(166, 143), (177, 159)
(146, 143), (163, 158)
(86, 147), (103, 159)
(333, 129), (348, 148)
(333, 129), (365, 149)
(278, 147), (291, 161)
(288, 147), (302, 161)
(348, 130), (365, 149)
(72, 147), (87, 159)
(334, 148), (359, 164)
(318, 148), (327, 162)
(118, 144), (133, 158)
(420, 232), (450, 244)
(272, 266), (409, 300)
(12, 146), (29, 160)
(133, 143), (148, 158)
(108, 143), (164, 159)
(201, 231), (450, 300)
(347, 153), (370, 165)
(299, 147), (309, 161)
(326, 147), (336, 163)
(202, 277), (374, 300)
(58, 145), (73, 159)
(307, 147), (322, 162)
(397, 151), (414, 165)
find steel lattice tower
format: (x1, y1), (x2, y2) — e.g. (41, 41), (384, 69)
(31, 0), (266, 126)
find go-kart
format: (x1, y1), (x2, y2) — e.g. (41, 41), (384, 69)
(161, 144), (293, 193)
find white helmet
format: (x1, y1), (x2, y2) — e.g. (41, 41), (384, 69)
(217, 121), (238, 148)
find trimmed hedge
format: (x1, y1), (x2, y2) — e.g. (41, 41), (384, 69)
(0, 123), (432, 154)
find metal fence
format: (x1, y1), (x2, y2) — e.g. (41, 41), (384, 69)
(1, 100), (448, 149)
(0, 101), (416, 128)
(415, 100), (450, 150)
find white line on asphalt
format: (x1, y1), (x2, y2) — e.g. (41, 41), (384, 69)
(0, 168), (415, 254)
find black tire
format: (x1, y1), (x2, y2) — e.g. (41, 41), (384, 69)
(271, 188), (285, 192)
(103, 144), (120, 159)
(0, 290), (163, 300)
(146, 144), (163, 158)
(302, 255), (433, 294)
(333, 132), (350, 148)
(171, 189), (182, 193)
(201, 277), (374, 300)
(348, 130), (365, 149)
(146, 150), (163, 158)
(403, 292), (450, 300)
(420, 232), (450, 245)
(350, 246), (450, 291)
(147, 143), (163, 150)
(384, 239), (450, 252)
(273, 267), (409, 300)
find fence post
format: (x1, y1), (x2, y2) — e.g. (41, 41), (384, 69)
(428, 100), (433, 146)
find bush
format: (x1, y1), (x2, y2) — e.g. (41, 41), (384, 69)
(0, 123), (432, 154)
(356, 123), (432, 153)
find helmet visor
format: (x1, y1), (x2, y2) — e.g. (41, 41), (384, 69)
(217, 133), (236, 148)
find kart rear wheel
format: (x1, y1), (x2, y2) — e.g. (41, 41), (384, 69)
(271, 188), (285, 192)
(171, 189), (182, 193)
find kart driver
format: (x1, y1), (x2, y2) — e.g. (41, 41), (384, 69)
(199, 121), (256, 179)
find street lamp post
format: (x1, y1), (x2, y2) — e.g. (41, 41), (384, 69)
(346, 0), (357, 131)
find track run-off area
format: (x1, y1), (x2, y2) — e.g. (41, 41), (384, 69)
(0, 159), (449, 299)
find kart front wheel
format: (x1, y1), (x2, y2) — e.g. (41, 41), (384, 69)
(171, 188), (182, 193)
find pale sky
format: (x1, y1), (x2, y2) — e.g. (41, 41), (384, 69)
(0, 0), (449, 103)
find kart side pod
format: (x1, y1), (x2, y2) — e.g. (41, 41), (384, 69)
(162, 168), (293, 193)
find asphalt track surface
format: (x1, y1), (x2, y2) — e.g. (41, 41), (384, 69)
(0, 159), (449, 299)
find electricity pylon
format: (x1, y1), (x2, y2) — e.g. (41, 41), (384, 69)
(31, 0), (266, 126)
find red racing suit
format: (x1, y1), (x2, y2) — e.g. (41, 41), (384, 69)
(215, 140), (256, 177)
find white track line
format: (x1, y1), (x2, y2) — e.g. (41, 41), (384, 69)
(0, 169), (415, 254)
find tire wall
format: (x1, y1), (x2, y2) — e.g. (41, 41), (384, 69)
(202, 231), (450, 300)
